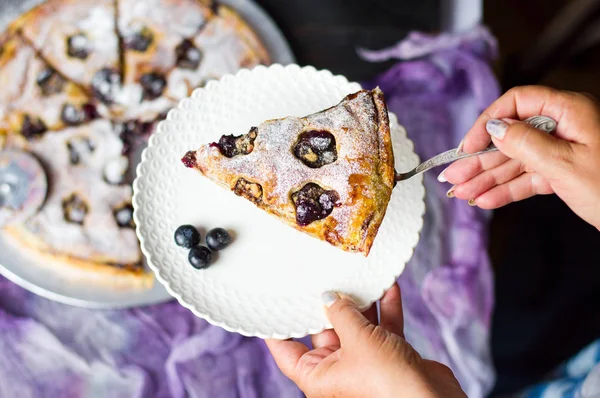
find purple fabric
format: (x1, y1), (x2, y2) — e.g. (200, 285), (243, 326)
(0, 26), (499, 398)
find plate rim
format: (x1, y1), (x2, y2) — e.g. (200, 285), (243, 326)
(0, 0), (296, 308)
(133, 63), (427, 338)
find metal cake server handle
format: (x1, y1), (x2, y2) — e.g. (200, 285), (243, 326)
(394, 115), (558, 182)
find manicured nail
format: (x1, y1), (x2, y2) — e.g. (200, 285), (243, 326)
(322, 291), (340, 308)
(455, 139), (464, 155)
(486, 119), (508, 139)
(437, 168), (448, 183)
(446, 186), (455, 198)
(468, 199), (476, 207)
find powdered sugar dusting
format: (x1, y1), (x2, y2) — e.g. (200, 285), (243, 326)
(167, 5), (266, 100)
(20, 0), (120, 85)
(195, 90), (387, 241)
(118, 0), (209, 39)
(12, 120), (140, 264)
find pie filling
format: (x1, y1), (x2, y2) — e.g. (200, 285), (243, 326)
(210, 127), (257, 158)
(291, 182), (340, 226)
(61, 103), (98, 126)
(140, 72), (167, 100)
(91, 67), (122, 104)
(114, 203), (134, 228)
(62, 193), (89, 225)
(233, 178), (262, 204)
(175, 39), (203, 70)
(67, 33), (90, 59)
(125, 26), (154, 52)
(293, 130), (337, 168)
(36, 67), (66, 95)
(21, 114), (47, 139)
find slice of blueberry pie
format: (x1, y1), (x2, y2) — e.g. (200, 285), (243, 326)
(11, 0), (122, 107)
(182, 88), (395, 255)
(4, 120), (150, 286)
(0, 33), (98, 138)
(116, 0), (213, 121)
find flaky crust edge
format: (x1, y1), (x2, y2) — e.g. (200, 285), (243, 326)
(358, 87), (395, 256)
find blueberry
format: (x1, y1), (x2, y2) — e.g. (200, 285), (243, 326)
(293, 130), (338, 168)
(91, 68), (121, 104)
(188, 246), (212, 269)
(62, 193), (88, 224)
(291, 183), (340, 226)
(36, 67), (66, 96)
(125, 26), (154, 52)
(67, 33), (90, 59)
(66, 141), (80, 164)
(140, 72), (166, 100)
(114, 204), (135, 228)
(82, 103), (99, 121)
(210, 127), (257, 158)
(174, 224), (201, 248)
(61, 103), (97, 126)
(21, 114), (47, 139)
(175, 39), (203, 70)
(205, 228), (231, 251)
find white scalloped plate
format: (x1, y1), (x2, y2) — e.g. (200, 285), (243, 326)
(133, 64), (425, 338)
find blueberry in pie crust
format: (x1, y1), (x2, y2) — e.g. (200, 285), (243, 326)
(183, 88), (395, 255)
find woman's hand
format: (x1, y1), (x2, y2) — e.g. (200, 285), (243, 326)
(440, 86), (600, 230)
(266, 284), (465, 398)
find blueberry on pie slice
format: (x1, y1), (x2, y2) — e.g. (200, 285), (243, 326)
(182, 88), (395, 255)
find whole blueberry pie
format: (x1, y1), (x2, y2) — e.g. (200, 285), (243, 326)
(182, 88), (395, 255)
(0, 0), (271, 286)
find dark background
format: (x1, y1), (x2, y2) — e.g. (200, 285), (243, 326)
(256, 0), (600, 396)
(485, 1), (600, 395)
(256, 0), (441, 81)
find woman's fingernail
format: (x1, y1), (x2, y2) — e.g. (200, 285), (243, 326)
(468, 199), (477, 207)
(437, 168), (448, 183)
(455, 139), (464, 155)
(322, 291), (340, 308)
(486, 119), (508, 139)
(446, 186), (456, 198)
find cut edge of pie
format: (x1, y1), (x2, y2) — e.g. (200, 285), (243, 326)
(182, 88), (395, 256)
